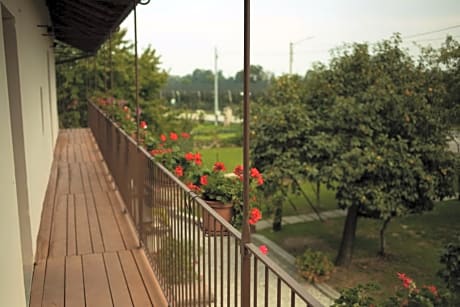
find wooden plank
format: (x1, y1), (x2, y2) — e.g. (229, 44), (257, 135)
(65, 256), (85, 307)
(49, 195), (68, 258)
(103, 252), (134, 307)
(107, 191), (138, 250)
(74, 193), (93, 255)
(56, 163), (70, 195)
(74, 138), (83, 162)
(67, 195), (77, 256)
(82, 254), (113, 307)
(132, 248), (169, 307)
(79, 163), (94, 194)
(29, 261), (46, 307)
(67, 141), (75, 163)
(93, 191), (125, 252)
(69, 163), (84, 194)
(80, 140), (91, 162)
(94, 160), (112, 192)
(42, 257), (65, 307)
(118, 250), (152, 307)
(35, 163), (58, 262)
(87, 162), (105, 193)
(85, 193), (105, 253)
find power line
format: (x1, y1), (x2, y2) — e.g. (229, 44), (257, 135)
(402, 24), (460, 39)
(405, 34), (460, 43)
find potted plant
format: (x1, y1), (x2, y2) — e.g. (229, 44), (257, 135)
(192, 162), (236, 234)
(185, 162), (264, 234)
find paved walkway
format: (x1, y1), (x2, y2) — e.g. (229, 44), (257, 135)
(253, 209), (348, 306)
(256, 209), (347, 231)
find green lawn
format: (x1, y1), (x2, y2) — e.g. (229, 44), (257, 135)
(280, 182), (338, 215)
(199, 147), (243, 170)
(192, 123), (242, 147)
(260, 199), (460, 302)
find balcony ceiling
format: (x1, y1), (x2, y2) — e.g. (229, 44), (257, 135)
(46, 0), (136, 53)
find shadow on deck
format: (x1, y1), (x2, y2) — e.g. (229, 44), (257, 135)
(30, 129), (167, 307)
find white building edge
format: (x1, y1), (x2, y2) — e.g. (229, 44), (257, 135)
(0, 1), (135, 305)
(1, 1), (58, 305)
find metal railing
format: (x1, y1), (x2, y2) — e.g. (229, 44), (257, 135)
(88, 102), (323, 307)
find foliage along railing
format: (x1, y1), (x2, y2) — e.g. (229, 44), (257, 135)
(88, 101), (322, 307)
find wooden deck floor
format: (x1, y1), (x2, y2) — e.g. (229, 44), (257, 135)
(30, 129), (167, 307)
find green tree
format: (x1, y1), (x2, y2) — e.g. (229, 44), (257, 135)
(252, 35), (457, 266)
(311, 36), (456, 266)
(55, 28), (167, 128)
(252, 75), (318, 230)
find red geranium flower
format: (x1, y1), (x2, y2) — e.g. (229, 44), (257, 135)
(160, 134), (167, 142)
(249, 208), (262, 225)
(185, 152), (195, 161)
(140, 121), (148, 129)
(250, 168), (261, 178)
(175, 165), (184, 177)
(187, 182), (201, 192)
(424, 285), (438, 296)
(194, 152), (202, 166)
(233, 165), (243, 177)
(213, 162), (226, 172)
(397, 272), (413, 289)
(257, 175), (264, 186)
(170, 132), (178, 141)
(259, 245), (268, 255)
(200, 175), (208, 186)
(181, 132), (190, 139)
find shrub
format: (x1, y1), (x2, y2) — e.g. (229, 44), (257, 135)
(332, 283), (378, 307)
(382, 272), (447, 307)
(439, 234), (460, 304)
(296, 248), (334, 283)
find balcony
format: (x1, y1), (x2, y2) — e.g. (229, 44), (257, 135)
(29, 128), (167, 307)
(29, 102), (323, 306)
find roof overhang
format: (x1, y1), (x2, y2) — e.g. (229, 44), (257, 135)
(46, 0), (137, 53)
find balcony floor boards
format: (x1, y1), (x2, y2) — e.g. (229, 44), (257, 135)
(30, 129), (167, 307)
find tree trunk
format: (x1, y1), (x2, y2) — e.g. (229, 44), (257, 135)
(378, 217), (391, 256)
(316, 181), (321, 208)
(335, 204), (359, 267)
(272, 195), (283, 232)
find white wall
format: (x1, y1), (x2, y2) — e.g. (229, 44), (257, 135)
(0, 0), (57, 305)
(0, 7), (27, 306)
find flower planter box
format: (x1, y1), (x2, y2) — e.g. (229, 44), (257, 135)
(201, 200), (233, 236)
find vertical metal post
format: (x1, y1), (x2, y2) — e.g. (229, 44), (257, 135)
(93, 55), (97, 92)
(289, 41), (293, 75)
(109, 32), (113, 92)
(134, 1), (140, 145)
(133, 0), (142, 248)
(241, 0), (251, 306)
(214, 47), (219, 125)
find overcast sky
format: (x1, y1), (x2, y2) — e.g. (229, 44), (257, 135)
(122, 0), (460, 77)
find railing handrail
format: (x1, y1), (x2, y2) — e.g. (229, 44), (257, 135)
(88, 101), (324, 307)
(90, 102), (243, 239)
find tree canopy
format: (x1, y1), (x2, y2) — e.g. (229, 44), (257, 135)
(252, 35), (458, 266)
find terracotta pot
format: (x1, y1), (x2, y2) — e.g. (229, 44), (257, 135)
(202, 200), (233, 235)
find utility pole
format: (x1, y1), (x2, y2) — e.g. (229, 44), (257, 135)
(214, 47), (219, 126)
(289, 36), (314, 75)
